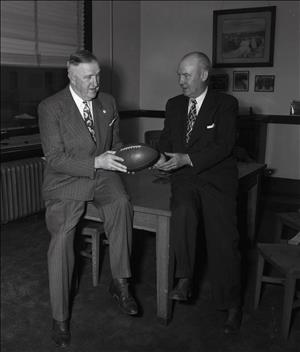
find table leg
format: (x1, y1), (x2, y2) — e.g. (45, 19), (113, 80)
(247, 174), (261, 243)
(156, 215), (173, 324)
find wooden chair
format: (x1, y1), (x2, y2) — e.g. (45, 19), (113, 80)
(79, 208), (106, 287)
(254, 211), (300, 338)
(254, 243), (300, 338)
(273, 211), (300, 243)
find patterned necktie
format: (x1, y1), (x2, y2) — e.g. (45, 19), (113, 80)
(82, 101), (96, 142)
(186, 99), (197, 143)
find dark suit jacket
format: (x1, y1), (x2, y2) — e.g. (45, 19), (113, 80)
(158, 89), (239, 196)
(38, 87), (123, 201)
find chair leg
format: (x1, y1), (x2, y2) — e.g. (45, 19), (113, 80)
(273, 217), (283, 243)
(254, 252), (265, 309)
(91, 233), (100, 287)
(281, 275), (296, 339)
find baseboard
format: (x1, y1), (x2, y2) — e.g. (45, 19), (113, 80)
(262, 176), (300, 199)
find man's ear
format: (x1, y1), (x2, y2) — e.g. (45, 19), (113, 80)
(67, 67), (75, 85)
(201, 70), (209, 82)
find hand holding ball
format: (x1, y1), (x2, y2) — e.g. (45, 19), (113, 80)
(116, 143), (159, 172)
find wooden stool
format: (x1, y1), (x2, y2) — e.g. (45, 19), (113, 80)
(254, 243), (300, 338)
(80, 220), (105, 287)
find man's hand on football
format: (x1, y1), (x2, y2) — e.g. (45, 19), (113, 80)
(95, 151), (127, 172)
(152, 153), (167, 169)
(153, 152), (192, 171)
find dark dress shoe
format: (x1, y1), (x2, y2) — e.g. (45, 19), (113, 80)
(109, 278), (138, 315)
(223, 307), (242, 334)
(169, 278), (192, 301)
(51, 319), (70, 348)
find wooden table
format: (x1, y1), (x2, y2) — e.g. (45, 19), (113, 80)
(85, 162), (265, 323)
(237, 162), (266, 242)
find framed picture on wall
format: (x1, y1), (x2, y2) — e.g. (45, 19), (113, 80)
(254, 75), (275, 92)
(209, 73), (229, 91)
(233, 71), (249, 91)
(212, 6), (276, 67)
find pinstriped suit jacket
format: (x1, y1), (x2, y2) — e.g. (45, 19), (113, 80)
(38, 87), (123, 201)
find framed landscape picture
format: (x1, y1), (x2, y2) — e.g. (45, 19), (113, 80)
(212, 6), (276, 67)
(233, 71), (249, 91)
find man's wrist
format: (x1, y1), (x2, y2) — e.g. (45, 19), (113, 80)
(94, 157), (100, 169)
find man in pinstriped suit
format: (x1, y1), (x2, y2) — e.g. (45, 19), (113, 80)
(38, 50), (138, 348)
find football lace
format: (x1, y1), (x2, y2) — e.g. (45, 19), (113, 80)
(121, 145), (142, 151)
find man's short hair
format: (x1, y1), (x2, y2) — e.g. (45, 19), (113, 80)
(68, 49), (98, 66)
(182, 52), (211, 72)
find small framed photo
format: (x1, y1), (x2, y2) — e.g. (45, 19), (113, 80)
(209, 74), (229, 91)
(254, 75), (275, 92)
(233, 71), (249, 91)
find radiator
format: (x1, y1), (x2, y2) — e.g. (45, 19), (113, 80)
(1, 157), (45, 223)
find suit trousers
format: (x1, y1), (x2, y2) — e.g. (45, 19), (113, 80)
(45, 171), (133, 321)
(170, 177), (241, 310)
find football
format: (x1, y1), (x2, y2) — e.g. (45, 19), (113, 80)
(116, 143), (160, 172)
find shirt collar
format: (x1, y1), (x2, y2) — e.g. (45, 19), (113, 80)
(69, 85), (92, 108)
(190, 87), (208, 106)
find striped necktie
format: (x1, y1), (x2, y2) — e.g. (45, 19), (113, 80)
(82, 101), (96, 142)
(186, 99), (197, 143)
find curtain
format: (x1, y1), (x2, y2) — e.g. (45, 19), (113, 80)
(1, 0), (84, 67)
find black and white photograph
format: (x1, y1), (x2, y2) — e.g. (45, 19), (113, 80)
(209, 73), (229, 91)
(1, 2), (300, 352)
(233, 71), (249, 91)
(255, 74), (275, 92)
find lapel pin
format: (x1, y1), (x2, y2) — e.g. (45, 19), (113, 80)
(109, 117), (117, 127)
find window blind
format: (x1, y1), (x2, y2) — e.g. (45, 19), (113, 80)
(1, 0), (84, 67)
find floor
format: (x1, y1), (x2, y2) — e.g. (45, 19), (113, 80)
(1, 195), (300, 352)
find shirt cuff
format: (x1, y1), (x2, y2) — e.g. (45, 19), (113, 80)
(187, 154), (193, 167)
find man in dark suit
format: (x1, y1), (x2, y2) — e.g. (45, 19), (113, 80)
(38, 50), (139, 348)
(154, 52), (242, 333)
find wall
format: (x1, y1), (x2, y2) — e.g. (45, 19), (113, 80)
(92, 0), (140, 109)
(140, 1), (300, 114)
(139, 1), (300, 180)
(91, 0), (113, 94)
(266, 124), (300, 179)
(92, 1), (300, 179)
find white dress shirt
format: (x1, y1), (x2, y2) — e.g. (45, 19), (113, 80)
(188, 87), (208, 115)
(69, 85), (94, 121)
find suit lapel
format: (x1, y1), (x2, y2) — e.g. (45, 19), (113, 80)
(92, 97), (108, 152)
(178, 96), (189, 148)
(61, 88), (97, 147)
(61, 87), (95, 151)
